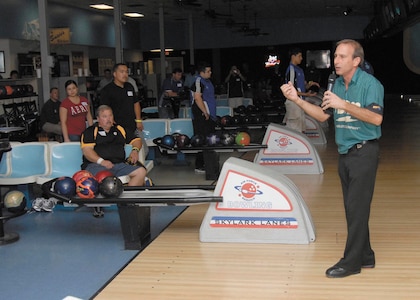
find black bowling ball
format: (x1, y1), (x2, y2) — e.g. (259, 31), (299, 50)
(176, 134), (190, 148)
(234, 105), (246, 114)
(220, 115), (232, 126)
(190, 134), (205, 147)
(99, 176), (123, 198)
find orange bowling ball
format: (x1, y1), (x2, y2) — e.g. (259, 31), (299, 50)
(235, 132), (251, 146)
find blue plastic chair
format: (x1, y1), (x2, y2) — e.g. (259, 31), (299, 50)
(142, 106), (158, 114)
(142, 119), (169, 146)
(168, 118), (194, 138)
(0, 142), (49, 185)
(216, 106), (233, 117)
(36, 142), (82, 184)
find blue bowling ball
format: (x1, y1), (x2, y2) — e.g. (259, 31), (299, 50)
(54, 176), (76, 197)
(161, 134), (175, 148)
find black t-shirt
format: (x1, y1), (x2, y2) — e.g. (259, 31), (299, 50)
(80, 123), (138, 169)
(99, 82), (138, 133)
(40, 99), (61, 127)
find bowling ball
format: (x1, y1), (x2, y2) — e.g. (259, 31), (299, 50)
(220, 115), (232, 126)
(72, 170), (93, 183)
(4, 85), (14, 95)
(242, 115), (252, 124)
(54, 176), (76, 197)
(15, 85), (25, 96)
(76, 176), (99, 199)
(3, 190), (26, 213)
(175, 134), (190, 148)
(235, 132), (251, 146)
(253, 114), (263, 124)
(231, 115), (242, 125)
(190, 134), (205, 147)
(161, 134), (175, 148)
(99, 176), (123, 198)
(246, 105), (256, 115)
(0, 86), (6, 97)
(26, 84), (34, 94)
(206, 133), (220, 146)
(234, 105), (246, 114)
(220, 132), (235, 146)
(95, 170), (114, 184)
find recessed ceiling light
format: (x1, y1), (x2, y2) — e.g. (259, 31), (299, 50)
(124, 12), (144, 18)
(90, 4), (114, 10)
(150, 48), (174, 52)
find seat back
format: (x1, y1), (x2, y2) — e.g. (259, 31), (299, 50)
(49, 142), (83, 178)
(168, 118), (194, 138)
(216, 106), (233, 117)
(179, 107), (192, 118)
(142, 119), (169, 146)
(0, 151), (10, 176)
(8, 142), (49, 179)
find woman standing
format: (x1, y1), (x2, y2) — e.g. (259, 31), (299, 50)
(60, 80), (93, 142)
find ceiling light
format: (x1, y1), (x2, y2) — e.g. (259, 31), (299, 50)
(124, 12), (144, 18)
(150, 48), (174, 52)
(343, 7), (353, 16)
(90, 4), (114, 10)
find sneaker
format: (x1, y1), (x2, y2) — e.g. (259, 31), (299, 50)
(93, 207), (104, 218)
(42, 198), (56, 212)
(194, 167), (206, 174)
(32, 198), (44, 212)
(144, 176), (154, 187)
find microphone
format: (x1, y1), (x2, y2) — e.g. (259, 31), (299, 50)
(325, 72), (336, 115)
(327, 72), (336, 91)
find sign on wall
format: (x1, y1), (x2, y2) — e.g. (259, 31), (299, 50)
(50, 28), (71, 44)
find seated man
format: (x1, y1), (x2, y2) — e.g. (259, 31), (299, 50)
(81, 105), (147, 217)
(39, 87), (62, 137)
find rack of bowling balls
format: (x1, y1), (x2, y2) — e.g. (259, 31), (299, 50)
(43, 170), (125, 204)
(0, 84), (35, 99)
(153, 130), (267, 154)
(217, 102), (285, 129)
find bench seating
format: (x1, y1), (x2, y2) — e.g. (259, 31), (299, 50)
(0, 141), (153, 187)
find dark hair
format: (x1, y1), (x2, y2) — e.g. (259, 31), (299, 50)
(50, 87), (58, 93)
(64, 80), (78, 89)
(113, 63), (128, 72)
(289, 47), (302, 58)
(172, 67), (183, 74)
(197, 61), (211, 73)
(10, 70), (19, 78)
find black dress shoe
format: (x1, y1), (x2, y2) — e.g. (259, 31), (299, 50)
(325, 266), (360, 278)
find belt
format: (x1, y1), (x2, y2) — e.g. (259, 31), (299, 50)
(348, 139), (378, 153)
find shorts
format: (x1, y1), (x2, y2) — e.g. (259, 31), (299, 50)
(85, 162), (145, 177)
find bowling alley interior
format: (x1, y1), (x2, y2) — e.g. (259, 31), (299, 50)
(1, 1), (420, 299)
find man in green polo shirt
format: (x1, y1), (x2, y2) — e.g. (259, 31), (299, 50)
(281, 39), (384, 278)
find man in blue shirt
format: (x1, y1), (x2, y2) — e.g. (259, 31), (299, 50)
(190, 62), (217, 173)
(283, 47), (319, 132)
(281, 39), (384, 278)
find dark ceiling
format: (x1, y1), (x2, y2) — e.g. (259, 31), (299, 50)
(51, 0), (379, 23)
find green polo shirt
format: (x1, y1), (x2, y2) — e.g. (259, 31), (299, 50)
(332, 68), (384, 154)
